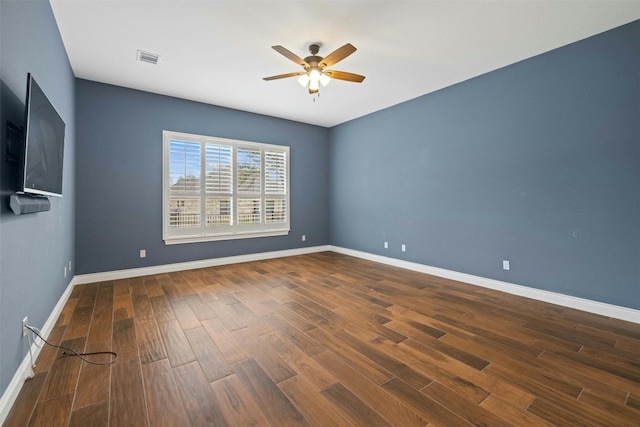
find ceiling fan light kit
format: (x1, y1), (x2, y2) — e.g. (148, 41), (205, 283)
(264, 43), (365, 96)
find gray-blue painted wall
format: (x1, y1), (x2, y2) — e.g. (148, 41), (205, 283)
(75, 80), (330, 274)
(0, 0), (76, 393)
(330, 20), (639, 309)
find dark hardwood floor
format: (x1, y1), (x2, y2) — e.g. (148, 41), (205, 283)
(4, 252), (640, 426)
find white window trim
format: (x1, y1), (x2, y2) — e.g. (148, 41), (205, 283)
(162, 130), (290, 244)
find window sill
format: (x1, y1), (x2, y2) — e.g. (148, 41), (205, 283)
(164, 229), (290, 245)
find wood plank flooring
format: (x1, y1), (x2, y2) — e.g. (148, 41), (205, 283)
(5, 252), (640, 426)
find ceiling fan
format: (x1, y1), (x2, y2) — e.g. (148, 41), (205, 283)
(263, 43), (365, 95)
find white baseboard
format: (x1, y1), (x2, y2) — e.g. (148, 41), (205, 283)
(0, 277), (78, 425)
(329, 246), (640, 324)
(74, 245), (332, 285)
(81, 244), (634, 323)
(3, 243), (636, 423)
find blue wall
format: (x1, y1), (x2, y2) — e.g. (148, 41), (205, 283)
(75, 80), (330, 274)
(0, 0), (76, 393)
(330, 21), (640, 309)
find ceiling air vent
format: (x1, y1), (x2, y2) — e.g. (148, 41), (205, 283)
(137, 50), (160, 65)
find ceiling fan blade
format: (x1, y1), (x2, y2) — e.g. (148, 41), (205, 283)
(272, 45), (309, 67)
(324, 70), (366, 83)
(320, 43), (357, 68)
(263, 71), (305, 81)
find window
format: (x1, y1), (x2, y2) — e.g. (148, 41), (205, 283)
(163, 131), (289, 244)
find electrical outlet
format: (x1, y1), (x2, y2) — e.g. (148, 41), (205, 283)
(401, 244), (406, 252)
(69, 260), (72, 270)
(140, 249), (146, 258)
(22, 317), (28, 337)
(503, 260), (510, 271)
(384, 241), (388, 249)
(64, 266), (67, 278)
(302, 235), (306, 242)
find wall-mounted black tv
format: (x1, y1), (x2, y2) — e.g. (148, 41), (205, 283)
(20, 73), (65, 197)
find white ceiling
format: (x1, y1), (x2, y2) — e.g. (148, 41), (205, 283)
(50, 1), (640, 128)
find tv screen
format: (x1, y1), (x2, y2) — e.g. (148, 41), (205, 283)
(21, 73), (65, 197)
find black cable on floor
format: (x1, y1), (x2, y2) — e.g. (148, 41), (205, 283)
(26, 325), (118, 366)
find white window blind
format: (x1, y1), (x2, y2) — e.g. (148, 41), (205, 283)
(264, 151), (287, 224)
(205, 144), (232, 228)
(168, 140), (201, 229)
(163, 131), (290, 244)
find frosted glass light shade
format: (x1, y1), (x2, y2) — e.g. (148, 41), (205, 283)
(319, 73), (331, 86)
(298, 74), (309, 87)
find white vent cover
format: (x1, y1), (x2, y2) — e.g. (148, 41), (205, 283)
(137, 50), (160, 65)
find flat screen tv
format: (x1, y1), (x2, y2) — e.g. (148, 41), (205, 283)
(20, 73), (65, 197)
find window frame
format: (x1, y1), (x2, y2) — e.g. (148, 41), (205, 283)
(162, 130), (290, 245)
